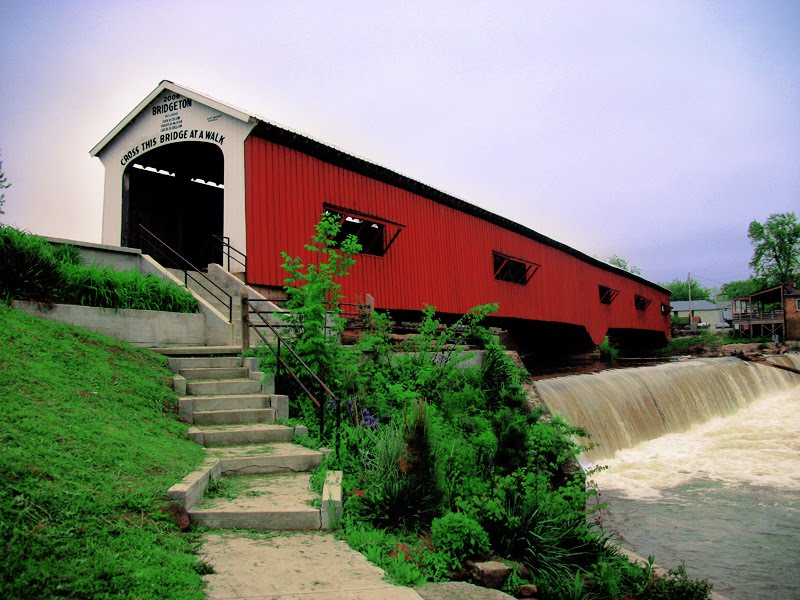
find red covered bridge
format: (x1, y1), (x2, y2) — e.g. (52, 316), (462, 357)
(92, 81), (670, 352)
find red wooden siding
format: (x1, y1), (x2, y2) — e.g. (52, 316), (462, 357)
(245, 136), (669, 345)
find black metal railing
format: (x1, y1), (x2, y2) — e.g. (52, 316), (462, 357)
(241, 293), (341, 435)
(138, 225), (234, 322)
(254, 298), (373, 336)
(211, 235), (247, 276)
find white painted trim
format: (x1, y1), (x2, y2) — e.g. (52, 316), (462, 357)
(90, 80), (255, 157)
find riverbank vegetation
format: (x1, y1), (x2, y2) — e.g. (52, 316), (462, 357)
(0, 225), (198, 313)
(0, 304), (207, 599)
(258, 216), (713, 599)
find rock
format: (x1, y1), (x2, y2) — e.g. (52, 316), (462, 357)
(469, 560), (513, 590)
(416, 581), (515, 600)
(514, 584), (539, 598)
(159, 502), (191, 531)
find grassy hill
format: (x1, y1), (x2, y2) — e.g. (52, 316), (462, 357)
(0, 304), (207, 599)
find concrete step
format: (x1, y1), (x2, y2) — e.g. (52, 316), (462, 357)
(187, 378), (262, 396)
(189, 472), (322, 530)
(193, 407), (276, 426)
(180, 366), (248, 380)
(152, 346), (240, 357)
(169, 356), (243, 370)
(188, 424), (295, 446)
(209, 442), (324, 475)
(180, 394), (272, 417)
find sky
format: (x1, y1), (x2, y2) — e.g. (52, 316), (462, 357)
(1, 1), (798, 288)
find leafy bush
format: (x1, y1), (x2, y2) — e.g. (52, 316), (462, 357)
(599, 337), (619, 362)
(0, 225), (64, 302)
(430, 512), (490, 569)
(0, 225), (198, 313)
(272, 217), (713, 600)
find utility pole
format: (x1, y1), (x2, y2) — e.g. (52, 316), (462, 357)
(688, 272), (696, 333)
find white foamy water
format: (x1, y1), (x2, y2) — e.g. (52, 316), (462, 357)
(593, 389), (800, 499)
(536, 356), (800, 461)
(585, 375), (800, 600)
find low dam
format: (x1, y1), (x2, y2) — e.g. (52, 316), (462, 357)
(535, 354), (800, 600)
(535, 355), (800, 461)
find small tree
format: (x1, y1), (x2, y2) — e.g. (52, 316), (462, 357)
(276, 213), (361, 434)
(661, 278), (711, 301)
(607, 255), (642, 276)
(748, 212), (800, 286)
(0, 150), (10, 216)
(718, 278), (762, 300)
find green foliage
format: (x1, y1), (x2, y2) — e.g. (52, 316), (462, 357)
(0, 226), (198, 312)
(269, 217), (711, 599)
(748, 212), (800, 286)
(658, 331), (771, 356)
(430, 512), (490, 569)
(607, 255), (642, 276)
(718, 278), (762, 300)
(0, 304), (207, 599)
(481, 340), (526, 411)
(259, 213), (362, 438)
(0, 149), (9, 215)
(660, 278), (711, 301)
(599, 337), (619, 362)
(346, 402), (442, 530)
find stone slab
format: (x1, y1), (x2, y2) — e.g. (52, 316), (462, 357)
(416, 582), (514, 600)
(189, 424), (295, 446)
(202, 532), (423, 599)
(192, 407), (275, 426)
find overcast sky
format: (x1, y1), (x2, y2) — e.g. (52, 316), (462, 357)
(1, 1), (798, 287)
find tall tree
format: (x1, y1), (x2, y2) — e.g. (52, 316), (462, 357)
(0, 150), (10, 216)
(718, 278), (762, 300)
(607, 255), (642, 276)
(747, 212), (800, 286)
(661, 278), (711, 301)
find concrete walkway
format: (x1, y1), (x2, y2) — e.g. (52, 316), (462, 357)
(202, 531), (423, 600)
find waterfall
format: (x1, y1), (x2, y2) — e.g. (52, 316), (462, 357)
(535, 354), (800, 461)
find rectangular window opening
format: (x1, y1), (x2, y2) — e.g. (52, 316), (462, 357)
(661, 303), (670, 315)
(599, 285), (620, 305)
(635, 295), (652, 311)
(493, 251), (539, 285)
(338, 215), (385, 256)
(324, 203), (404, 257)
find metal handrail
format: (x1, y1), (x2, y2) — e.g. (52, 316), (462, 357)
(242, 294), (340, 434)
(138, 225), (233, 322)
(211, 235), (247, 275)
(250, 299), (371, 332)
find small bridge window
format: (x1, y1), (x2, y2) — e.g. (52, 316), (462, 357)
(635, 295), (652, 311)
(324, 203), (404, 257)
(661, 303), (670, 315)
(493, 252), (539, 285)
(599, 285), (620, 304)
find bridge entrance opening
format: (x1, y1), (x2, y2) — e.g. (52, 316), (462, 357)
(122, 141), (224, 268)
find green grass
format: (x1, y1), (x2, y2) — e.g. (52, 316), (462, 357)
(0, 304), (207, 599)
(659, 331), (772, 355)
(0, 225), (198, 313)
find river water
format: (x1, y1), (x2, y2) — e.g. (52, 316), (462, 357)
(592, 388), (800, 600)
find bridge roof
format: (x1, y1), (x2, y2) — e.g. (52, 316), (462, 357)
(91, 80), (668, 294)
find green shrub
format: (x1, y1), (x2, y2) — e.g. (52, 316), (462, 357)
(0, 226), (198, 313)
(351, 402), (442, 530)
(0, 225), (63, 303)
(599, 337), (619, 361)
(482, 340), (526, 410)
(431, 512), (490, 569)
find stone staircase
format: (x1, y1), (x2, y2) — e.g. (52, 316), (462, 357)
(161, 346), (342, 531)
(166, 264), (284, 349)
